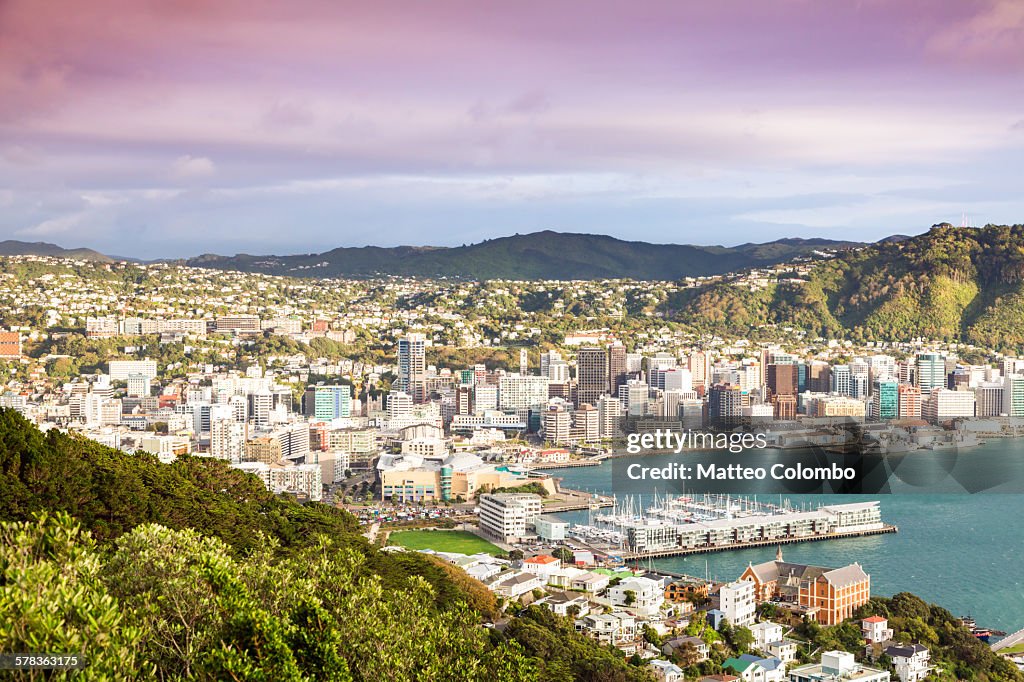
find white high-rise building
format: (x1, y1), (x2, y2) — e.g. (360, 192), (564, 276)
(719, 580), (756, 627)
(597, 394), (623, 439)
(210, 418), (246, 463)
(1004, 374), (1024, 417)
(499, 374), (550, 411)
(397, 333), (427, 403)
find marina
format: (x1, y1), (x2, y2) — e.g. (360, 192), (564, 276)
(570, 494), (896, 558)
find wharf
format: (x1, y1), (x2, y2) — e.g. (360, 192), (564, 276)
(619, 524), (898, 560)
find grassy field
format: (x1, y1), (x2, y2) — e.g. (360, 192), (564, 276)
(388, 529), (505, 556)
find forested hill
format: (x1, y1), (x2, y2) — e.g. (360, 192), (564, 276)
(186, 230), (861, 279)
(663, 224), (1024, 350)
(0, 410), (648, 681)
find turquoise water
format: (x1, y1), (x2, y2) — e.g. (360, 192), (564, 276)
(548, 439), (1024, 634)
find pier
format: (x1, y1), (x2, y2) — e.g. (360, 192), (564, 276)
(618, 524), (898, 560)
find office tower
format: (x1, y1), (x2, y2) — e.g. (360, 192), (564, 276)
(608, 343), (628, 396)
(547, 358), (570, 382)
(314, 385), (352, 420)
(456, 385), (473, 415)
(774, 394), (797, 420)
(975, 382), (1003, 417)
(210, 418), (246, 464)
(474, 385), (498, 412)
(922, 388), (975, 424)
(709, 384), (745, 426)
(626, 352), (644, 373)
(126, 373), (151, 398)
(687, 351), (710, 389)
(663, 368), (693, 392)
(870, 380), (898, 421)
(542, 404), (572, 445)
(766, 364), (798, 399)
(916, 353), (946, 394)
(597, 394), (623, 439)
(647, 352), (676, 390)
(576, 347), (608, 407)
(519, 348), (528, 375)
(897, 384), (922, 419)
(897, 361), (916, 386)
(573, 403), (600, 442)
(625, 379), (650, 417)
(808, 361), (831, 393)
(1004, 374), (1024, 417)
(867, 354), (896, 381)
(386, 391), (413, 419)
(397, 333), (427, 403)
(498, 375), (550, 411)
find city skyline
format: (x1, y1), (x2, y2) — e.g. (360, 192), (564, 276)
(2, 0), (1023, 258)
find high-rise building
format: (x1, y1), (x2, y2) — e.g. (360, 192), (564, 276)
(576, 347), (608, 408)
(608, 343), (627, 396)
(314, 385), (352, 420)
(397, 333), (427, 403)
(126, 373), (151, 398)
(916, 353), (946, 394)
(975, 382), (1004, 417)
(766, 364), (798, 398)
(597, 394), (623, 439)
(808, 361), (831, 393)
(831, 365), (852, 396)
(870, 380), (898, 421)
(542, 404), (572, 445)
(519, 348), (529, 375)
(922, 388), (975, 424)
(1004, 374), (1024, 417)
(499, 375), (550, 411)
(709, 384), (746, 426)
(897, 384), (922, 419)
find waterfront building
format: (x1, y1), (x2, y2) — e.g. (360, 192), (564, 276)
(479, 492), (542, 542)
(922, 388), (975, 424)
(897, 385), (922, 420)
(916, 353), (946, 394)
(869, 380), (898, 421)
(1003, 374), (1024, 417)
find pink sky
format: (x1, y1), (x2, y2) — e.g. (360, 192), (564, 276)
(1, 0), (1022, 257)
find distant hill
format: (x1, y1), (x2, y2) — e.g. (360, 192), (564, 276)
(0, 239), (114, 262)
(662, 224), (1024, 350)
(186, 230), (863, 279)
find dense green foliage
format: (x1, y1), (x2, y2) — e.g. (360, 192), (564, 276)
(187, 231), (859, 280)
(0, 410), (662, 681)
(665, 225), (1024, 350)
(852, 593), (1023, 682)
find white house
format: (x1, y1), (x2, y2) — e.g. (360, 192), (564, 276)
(750, 622), (784, 651)
(608, 576), (665, 616)
(862, 616), (894, 644)
(571, 571), (610, 593)
(540, 591), (591, 618)
(885, 644), (931, 682)
(491, 571), (544, 598)
(649, 659), (685, 682)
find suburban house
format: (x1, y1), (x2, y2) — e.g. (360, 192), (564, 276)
(884, 644), (932, 682)
(608, 576), (666, 616)
(490, 571), (544, 598)
(576, 611), (638, 650)
(862, 616), (895, 644)
(661, 635), (710, 663)
(538, 591), (591, 618)
(649, 659), (685, 682)
(749, 621), (798, 662)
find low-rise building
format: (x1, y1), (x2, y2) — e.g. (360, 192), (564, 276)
(789, 651), (890, 682)
(479, 493), (542, 542)
(608, 576), (666, 616)
(884, 644), (931, 682)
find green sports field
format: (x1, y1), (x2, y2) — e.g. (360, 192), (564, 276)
(387, 529), (505, 556)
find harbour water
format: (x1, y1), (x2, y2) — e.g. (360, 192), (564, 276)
(549, 438), (1024, 634)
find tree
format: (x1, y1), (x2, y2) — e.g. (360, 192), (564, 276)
(623, 590), (636, 606)
(732, 626), (755, 654)
(553, 546), (575, 564)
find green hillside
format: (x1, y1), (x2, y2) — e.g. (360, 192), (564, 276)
(186, 231), (860, 280)
(0, 410), (652, 681)
(665, 224), (1024, 350)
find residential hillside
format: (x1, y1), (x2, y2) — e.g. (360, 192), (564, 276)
(186, 231), (861, 279)
(662, 224), (1024, 350)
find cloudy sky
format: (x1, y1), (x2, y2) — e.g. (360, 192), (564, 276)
(2, 0), (1023, 258)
